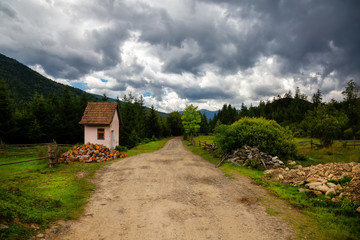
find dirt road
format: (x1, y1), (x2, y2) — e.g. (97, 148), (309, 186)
(50, 137), (297, 240)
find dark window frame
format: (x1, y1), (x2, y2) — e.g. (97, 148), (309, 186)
(97, 128), (105, 140)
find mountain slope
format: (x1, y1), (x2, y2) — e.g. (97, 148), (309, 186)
(0, 53), (98, 105)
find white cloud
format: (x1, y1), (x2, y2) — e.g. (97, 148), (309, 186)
(1, 0), (359, 112)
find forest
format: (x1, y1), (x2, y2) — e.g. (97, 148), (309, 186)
(0, 79), (178, 147)
(206, 80), (360, 146)
(1, 75), (359, 148)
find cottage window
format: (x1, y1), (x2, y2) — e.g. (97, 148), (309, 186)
(97, 128), (105, 140)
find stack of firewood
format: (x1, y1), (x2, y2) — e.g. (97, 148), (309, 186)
(58, 143), (127, 164)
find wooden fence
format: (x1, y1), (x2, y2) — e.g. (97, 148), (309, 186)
(189, 139), (217, 152)
(296, 137), (360, 149)
(0, 141), (72, 168)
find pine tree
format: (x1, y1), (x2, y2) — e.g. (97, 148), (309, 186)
(0, 79), (13, 142)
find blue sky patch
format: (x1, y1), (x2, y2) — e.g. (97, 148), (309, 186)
(144, 91), (151, 97)
(71, 82), (89, 91)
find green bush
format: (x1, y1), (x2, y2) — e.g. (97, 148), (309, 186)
(244, 158), (261, 168)
(355, 130), (360, 140)
(115, 145), (128, 152)
(214, 117), (297, 159)
(343, 128), (353, 139)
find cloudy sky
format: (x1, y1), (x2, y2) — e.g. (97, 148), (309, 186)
(1, 0), (360, 112)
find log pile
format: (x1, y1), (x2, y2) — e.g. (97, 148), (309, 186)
(226, 145), (285, 169)
(264, 162), (360, 204)
(58, 143), (127, 164)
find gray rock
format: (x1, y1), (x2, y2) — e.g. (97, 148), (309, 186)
(315, 185), (330, 193)
(325, 188), (336, 196)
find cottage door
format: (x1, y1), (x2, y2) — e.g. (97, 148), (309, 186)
(111, 130), (114, 149)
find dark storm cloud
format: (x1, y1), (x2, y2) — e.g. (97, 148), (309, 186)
(180, 86), (233, 101)
(0, 2), (19, 19)
(1, 0), (360, 111)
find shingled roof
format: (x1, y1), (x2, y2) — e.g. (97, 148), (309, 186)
(79, 102), (121, 125)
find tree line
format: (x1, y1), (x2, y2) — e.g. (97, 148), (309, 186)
(0, 80), (184, 146)
(189, 80), (360, 146)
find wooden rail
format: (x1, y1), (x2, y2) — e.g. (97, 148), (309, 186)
(296, 138), (359, 149)
(0, 141), (59, 168)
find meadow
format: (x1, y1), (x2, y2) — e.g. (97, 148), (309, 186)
(185, 135), (360, 240)
(0, 138), (169, 239)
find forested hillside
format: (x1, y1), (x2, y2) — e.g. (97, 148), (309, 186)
(0, 53), (175, 145)
(0, 53), (98, 105)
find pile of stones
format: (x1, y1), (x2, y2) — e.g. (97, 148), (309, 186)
(58, 143), (127, 164)
(263, 162), (360, 205)
(226, 145), (285, 169)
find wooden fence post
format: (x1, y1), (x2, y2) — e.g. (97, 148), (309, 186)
(354, 136), (356, 149)
(48, 140), (58, 168)
(310, 139), (313, 149)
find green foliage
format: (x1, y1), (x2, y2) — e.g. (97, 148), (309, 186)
(118, 94), (170, 148)
(181, 104), (201, 138)
(302, 104), (348, 147)
(343, 128), (353, 139)
(244, 158), (261, 168)
(0, 139), (169, 239)
(312, 89), (323, 107)
(200, 113), (210, 134)
(185, 139), (360, 240)
(0, 53), (98, 107)
(145, 105), (161, 139)
(115, 145), (128, 152)
(215, 117), (297, 159)
(0, 79), (14, 142)
(167, 111), (184, 136)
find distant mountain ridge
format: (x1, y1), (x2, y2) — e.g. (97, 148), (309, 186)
(0, 53), (100, 105)
(0, 53), (168, 116)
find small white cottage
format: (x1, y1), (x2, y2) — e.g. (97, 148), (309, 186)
(79, 102), (122, 149)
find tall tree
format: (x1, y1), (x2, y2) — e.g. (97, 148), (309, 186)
(200, 113), (209, 134)
(181, 104), (201, 139)
(145, 105), (160, 138)
(342, 80), (360, 127)
(312, 89), (322, 107)
(167, 111), (184, 136)
(302, 104), (348, 147)
(0, 79), (13, 142)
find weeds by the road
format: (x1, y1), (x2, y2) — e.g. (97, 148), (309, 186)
(184, 138), (360, 240)
(0, 138), (170, 239)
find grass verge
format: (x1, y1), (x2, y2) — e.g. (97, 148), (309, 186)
(184, 138), (360, 240)
(0, 138), (170, 240)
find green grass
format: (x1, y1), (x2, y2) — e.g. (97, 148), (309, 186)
(0, 138), (170, 239)
(184, 137), (360, 240)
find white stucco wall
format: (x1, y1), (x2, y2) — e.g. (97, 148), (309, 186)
(84, 110), (119, 149)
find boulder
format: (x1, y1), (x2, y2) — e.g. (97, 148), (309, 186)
(326, 182), (337, 189)
(315, 185), (330, 193)
(306, 182), (322, 189)
(312, 190), (323, 196)
(306, 177), (320, 183)
(325, 188), (336, 196)
(352, 164), (360, 173)
(287, 160), (297, 166)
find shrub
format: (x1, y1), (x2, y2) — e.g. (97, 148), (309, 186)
(115, 145), (128, 152)
(214, 117), (297, 159)
(355, 130), (360, 140)
(244, 158), (262, 168)
(343, 128), (353, 139)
